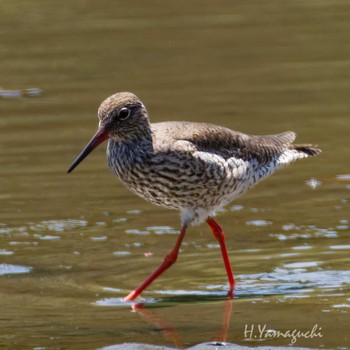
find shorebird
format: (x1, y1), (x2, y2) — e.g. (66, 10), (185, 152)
(68, 92), (321, 301)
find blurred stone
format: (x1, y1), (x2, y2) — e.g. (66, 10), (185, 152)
(99, 342), (323, 350)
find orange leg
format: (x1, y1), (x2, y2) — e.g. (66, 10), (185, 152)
(206, 217), (235, 298)
(123, 224), (188, 301)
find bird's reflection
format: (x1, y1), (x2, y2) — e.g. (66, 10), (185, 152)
(213, 300), (233, 343)
(132, 302), (183, 348)
(130, 298), (233, 347)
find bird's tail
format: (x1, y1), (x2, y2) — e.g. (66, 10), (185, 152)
(289, 144), (322, 157)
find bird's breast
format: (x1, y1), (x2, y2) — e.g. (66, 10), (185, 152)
(106, 139), (291, 212)
(107, 140), (181, 209)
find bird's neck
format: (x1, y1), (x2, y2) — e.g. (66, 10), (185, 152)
(107, 133), (153, 169)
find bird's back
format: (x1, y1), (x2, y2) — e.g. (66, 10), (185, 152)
(151, 121), (319, 161)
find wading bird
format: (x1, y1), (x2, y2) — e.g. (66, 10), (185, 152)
(68, 92), (321, 301)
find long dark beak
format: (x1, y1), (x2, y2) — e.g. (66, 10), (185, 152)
(67, 127), (110, 173)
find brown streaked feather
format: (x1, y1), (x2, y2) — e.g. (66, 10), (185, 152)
(152, 121), (298, 163)
(290, 144), (321, 157)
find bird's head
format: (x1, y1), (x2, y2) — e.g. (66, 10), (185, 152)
(67, 92), (150, 173)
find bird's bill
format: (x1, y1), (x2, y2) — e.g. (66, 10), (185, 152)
(67, 127), (110, 173)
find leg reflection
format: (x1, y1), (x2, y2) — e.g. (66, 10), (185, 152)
(132, 303), (183, 348)
(130, 299), (233, 346)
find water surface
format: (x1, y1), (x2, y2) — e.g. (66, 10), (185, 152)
(1, 0), (350, 349)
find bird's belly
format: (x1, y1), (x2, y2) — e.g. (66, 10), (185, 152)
(110, 150), (281, 212)
(114, 161), (267, 211)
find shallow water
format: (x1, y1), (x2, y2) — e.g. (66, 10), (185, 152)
(1, 0), (350, 349)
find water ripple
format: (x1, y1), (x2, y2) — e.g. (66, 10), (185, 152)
(271, 224), (339, 240)
(0, 219), (88, 236)
(238, 269), (350, 295)
(0, 263), (32, 276)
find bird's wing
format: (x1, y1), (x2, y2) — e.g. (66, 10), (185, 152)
(151, 121), (296, 163)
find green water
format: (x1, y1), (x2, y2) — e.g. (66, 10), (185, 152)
(1, 0), (349, 348)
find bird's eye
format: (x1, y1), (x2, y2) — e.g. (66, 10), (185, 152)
(118, 107), (130, 120)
